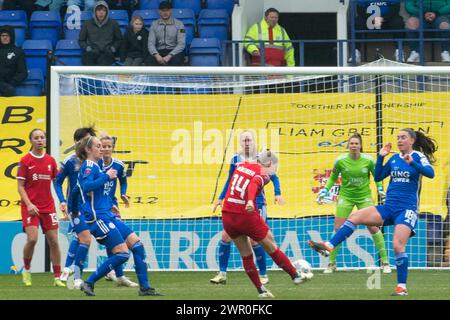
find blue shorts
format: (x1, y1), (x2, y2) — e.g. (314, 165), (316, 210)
(110, 216), (134, 240)
(257, 205), (268, 222)
(375, 205), (419, 231)
(69, 213), (90, 235)
(88, 218), (125, 250)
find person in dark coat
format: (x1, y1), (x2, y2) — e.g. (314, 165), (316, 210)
(120, 15), (149, 66)
(79, 0), (122, 66)
(0, 26), (27, 97)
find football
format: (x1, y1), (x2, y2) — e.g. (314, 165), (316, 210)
(294, 259), (314, 280)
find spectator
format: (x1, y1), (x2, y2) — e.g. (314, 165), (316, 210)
(350, 0), (405, 64)
(66, 0), (96, 11)
(120, 15), (148, 66)
(106, 0), (139, 17)
(145, 1), (186, 66)
(405, 0), (450, 63)
(79, 0), (122, 66)
(0, 26), (27, 97)
(244, 8), (295, 66)
(2, 0), (36, 20)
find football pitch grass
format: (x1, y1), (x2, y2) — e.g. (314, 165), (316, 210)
(1, 270), (450, 300)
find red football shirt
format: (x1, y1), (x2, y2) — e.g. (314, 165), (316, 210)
(222, 162), (270, 215)
(17, 152), (58, 214)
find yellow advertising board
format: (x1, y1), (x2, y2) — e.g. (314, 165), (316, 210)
(0, 97), (46, 221)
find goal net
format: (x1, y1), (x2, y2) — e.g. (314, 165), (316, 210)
(51, 62), (450, 271)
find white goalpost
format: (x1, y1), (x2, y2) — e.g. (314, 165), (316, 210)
(50, 65), (450, 272)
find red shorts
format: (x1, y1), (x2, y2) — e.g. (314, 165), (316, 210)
(222, 211), (269, 242)
(21, 208), (59, 233)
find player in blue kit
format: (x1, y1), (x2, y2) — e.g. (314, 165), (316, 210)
(211, 130), (284, 285)
(72, 135), (162, 296)
(55, 127), (96, 286)
(308, 129), (437, 296)
(97, 134), (137, 287)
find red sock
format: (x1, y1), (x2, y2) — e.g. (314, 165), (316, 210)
(242, 254), (262, 289)
(23, 258), (32, 271)
(53, 265), (61, 278)
(270, 248), (297, 278)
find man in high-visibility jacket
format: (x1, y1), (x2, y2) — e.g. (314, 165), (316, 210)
(244, 8), (295, 67)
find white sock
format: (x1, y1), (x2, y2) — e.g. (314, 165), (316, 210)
(398, 283), (406, 289)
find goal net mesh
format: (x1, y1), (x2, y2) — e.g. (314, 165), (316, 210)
(54, 61), (450, 271)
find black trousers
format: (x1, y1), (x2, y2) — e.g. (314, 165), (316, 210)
(0, 80), (16, 97)
(82, 51), (116, 66)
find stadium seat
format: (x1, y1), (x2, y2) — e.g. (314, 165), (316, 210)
(197, 9), (229, 42)
(0, 10), (27, 47)
(132, 9), (160, 29)
(63, 10), (92, 40)
(22, 40), (53, 78)
(55, 40), (82, 66)
(30, 11), (62, 48)
(139, 0), (163, 10)
(172, 0), (203, 16)
(109, 10), (129, 34)
(172, 8), (195, 47)
(15, 69), (45, 96)
(206, 0), (235, 16)
(189, 37), (221, 66)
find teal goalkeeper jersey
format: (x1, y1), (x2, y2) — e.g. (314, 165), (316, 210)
(325, 153), (382, 201)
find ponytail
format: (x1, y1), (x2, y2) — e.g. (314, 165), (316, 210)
(413, 131), (437, 164)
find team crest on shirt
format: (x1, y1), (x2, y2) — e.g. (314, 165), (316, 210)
(109, 222), (116, 229)
(32, 173), (38, 181)
(48, 165), (51, 171)
(361, 168), (368, 173)
(85, 168), (91, 176)
(74, 217), (80, 225)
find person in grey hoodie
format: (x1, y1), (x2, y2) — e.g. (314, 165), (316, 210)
(79, 0), (122, 66)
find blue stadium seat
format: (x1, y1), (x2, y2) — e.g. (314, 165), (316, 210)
(109, 10), (129, 34)
(15, 69), (44, 96)
(206, 0), (235, 16)
(30, 11), (62, 47)
(172, 0), (202, 16)
(55, 40), (82, 66)
(189, 37), (221, 66)
(132, 9), (160, 29)
(22, 40), (53, 78)
(197, 9), (229, 42)
(172, 8), (195, 47)
(0, 10), (28, 46)
(63, 10), (92, 40)
(139, 0), (163, 10)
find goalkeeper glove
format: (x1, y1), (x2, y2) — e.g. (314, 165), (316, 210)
(316, 188), (330, 204)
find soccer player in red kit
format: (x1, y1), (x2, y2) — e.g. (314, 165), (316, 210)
(17, 129), (65, 287)
(221, 150), (303, 298)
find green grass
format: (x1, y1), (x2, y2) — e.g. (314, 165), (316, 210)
(1, 270), (450, 300)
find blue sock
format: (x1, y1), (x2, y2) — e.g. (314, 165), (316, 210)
(252, 244), (267, 276)
(86, 252), (129, 285)
(395, 252), (408, 285)
(131, 241), (149, 289)
(73, 243), (89, 280)
(65, 239), (79, 268)
(330, 220), (356, 247)
(219, 240), (231, 272)
(107, 247), (124, 278)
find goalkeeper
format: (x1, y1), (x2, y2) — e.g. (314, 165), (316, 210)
(317, 133), (391, 274)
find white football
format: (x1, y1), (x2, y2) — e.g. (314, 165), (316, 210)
(294, 259), (314, 280)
